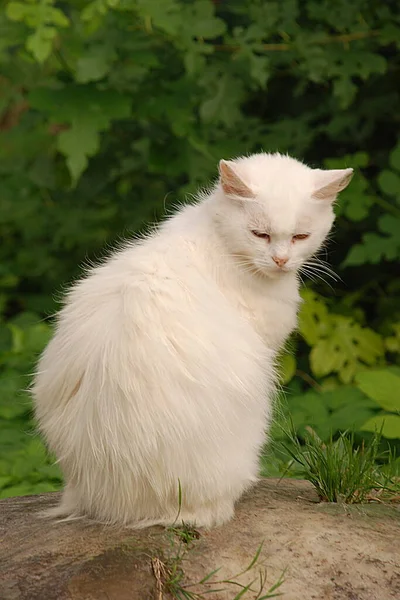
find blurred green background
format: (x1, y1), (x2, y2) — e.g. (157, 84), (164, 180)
(0, 0), (399, 498)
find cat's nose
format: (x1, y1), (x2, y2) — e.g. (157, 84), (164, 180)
(272, 256), (288, 267)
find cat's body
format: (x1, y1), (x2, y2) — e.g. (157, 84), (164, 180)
(32, 153), (353, 527)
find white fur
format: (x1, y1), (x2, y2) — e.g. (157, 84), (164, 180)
(32, 153), (352, 528)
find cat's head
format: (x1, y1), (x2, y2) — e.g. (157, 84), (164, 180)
(215, 153), (353, 278)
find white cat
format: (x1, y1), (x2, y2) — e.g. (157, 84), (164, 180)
(32, 153), (353, 528)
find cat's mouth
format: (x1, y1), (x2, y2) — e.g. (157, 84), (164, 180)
(269, 264), (291, 276)
(236, 257), (293, 278)
(255, 263), (293, 278)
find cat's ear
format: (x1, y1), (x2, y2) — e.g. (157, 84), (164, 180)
(219, 160), (255, 199)
(313, 168), (353, 202)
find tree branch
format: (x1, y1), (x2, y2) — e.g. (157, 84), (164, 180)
(214, 30), (381, 53)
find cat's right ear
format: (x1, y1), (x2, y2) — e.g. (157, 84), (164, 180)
(312, 168), (354, 202)
(219, 160), (255, 200)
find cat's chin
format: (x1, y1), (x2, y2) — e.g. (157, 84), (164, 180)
(266, 269), (291, 279)
(254, 268), (294, 279)
(253, 265), (293, 279)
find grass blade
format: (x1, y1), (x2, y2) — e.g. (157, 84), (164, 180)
(199, 567), (221, 584)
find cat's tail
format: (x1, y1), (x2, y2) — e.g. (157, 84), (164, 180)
(37, 503), (181, 530)
(37, 487), (178, 529)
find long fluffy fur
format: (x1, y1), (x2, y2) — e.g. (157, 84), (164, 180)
(32, 152), (351, 528)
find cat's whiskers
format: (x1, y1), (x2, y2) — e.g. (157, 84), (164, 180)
(297, 272), (306, 287)
(217, 253), (268, 277)
(303, 266), (337, 283)
(298, 265), (335, 290)
(304, 258), (341, 282)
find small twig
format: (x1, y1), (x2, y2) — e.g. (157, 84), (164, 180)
(152, 557), (166, 600)
(317, 30), (380, 45)
(295, 369), (323, 392)
(373, 196), (400, 219)
(54, 48), (73, 74)
(214, 29), (380, 53)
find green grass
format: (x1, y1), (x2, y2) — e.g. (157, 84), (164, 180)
(282, 426), (400, 503)
(153, 530), (285, 600)
(150, 480), (285, 599)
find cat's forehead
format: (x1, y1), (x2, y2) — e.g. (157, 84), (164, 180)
(234, 152), (314, 189)
(233, 154), (318, 233)
(248, 196), (314, 234)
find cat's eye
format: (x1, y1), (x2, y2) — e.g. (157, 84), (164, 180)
(251, 230), (270, 241)
(292, 234), (310, 241)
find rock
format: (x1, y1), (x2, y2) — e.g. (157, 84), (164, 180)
(0, 479), (399, 600)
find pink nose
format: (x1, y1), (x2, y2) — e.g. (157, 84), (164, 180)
(272, 256), (288, 267)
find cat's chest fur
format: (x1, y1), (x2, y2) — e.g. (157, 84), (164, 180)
(220, 270), (301, 352)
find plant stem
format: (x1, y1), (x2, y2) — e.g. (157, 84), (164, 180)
(214, 30), (380, 53)
(295, 370), (323, 392)
(373, 196), (400, 219)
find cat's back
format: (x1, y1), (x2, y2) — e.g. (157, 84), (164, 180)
(41, 207), (264, 387)
(34, 206), (270, 442)
(62, 211), (219, 325)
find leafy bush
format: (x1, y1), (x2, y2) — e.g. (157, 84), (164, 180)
(1, 0), (399, 497)
(0, 312), (61, 497)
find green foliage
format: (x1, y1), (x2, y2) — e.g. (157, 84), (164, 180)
(343, 143), (400, 266)
(0, 311), (61, 498)
(298, 290), (385, 383)
(29, 86), (132, 184)
(1, 0), (400, 495)
(282, 428), (400, 504)
(6, 0), (70, 63)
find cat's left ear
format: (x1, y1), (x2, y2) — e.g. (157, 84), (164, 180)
(313, 168), (354, 202)
(219, 160), (255, 200)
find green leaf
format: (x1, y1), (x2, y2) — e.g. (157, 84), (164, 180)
(58, 125), (100, 184)
(134, 0), (182, 36)
(343, 217), (400, 266)
(199, 74), (243, 126)
(288, 391), (332, 440)
(81, 0), (120, 25)
(321, 386), (378, 411)
(298, 290), (330, 346)
(379, 214), (400, 237)
(6, 0), (69, 62)
(29, 86), (131, 183)
(307, 312), (384, 383)
(325, 153), (373, 221)
(361, 414), (400, 439)
(26, 26), (56, 63)
(278, 352), (296, 385)
(75, 44), (117, 83)
(333, 76), (357, 109)
(385, 323), (400, 353)
(247, 53), (270, 88)
(184, 50), (206, 76)
(310, 339), (341, 378)
(24, 323), (52, 354)
(330, 404), (377, 432)
(184, 0), (226, 39)
(378, 170), (400, 199)
(343, 244), (368, 266)
(389, 144), (400, 171)
(6, 2), (26, 20)
(355, 370), (400, 412)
